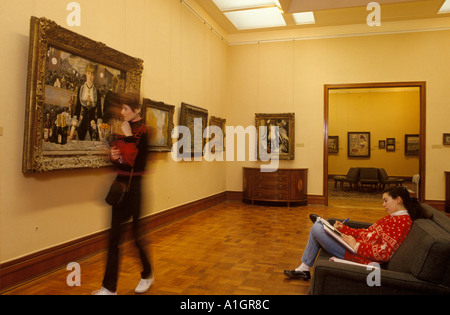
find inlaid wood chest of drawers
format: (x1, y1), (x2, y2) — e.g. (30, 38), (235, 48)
(243, 167), (308, 206)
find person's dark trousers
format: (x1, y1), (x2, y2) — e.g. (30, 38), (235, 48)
(102, 176), (152, 292)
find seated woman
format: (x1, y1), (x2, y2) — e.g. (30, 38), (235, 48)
(284, 186), (426, 280)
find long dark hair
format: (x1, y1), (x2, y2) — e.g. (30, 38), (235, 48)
(383, 186), (425, 221)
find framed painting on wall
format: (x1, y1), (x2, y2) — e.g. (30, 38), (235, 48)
(443, 133), (450, 145)
(208, 116), (226, 153)
(386, 138), (396, 151)
(348, 132), (370, 157)
(143, 98), (174, 152)
(405, 134), (420, 156)
(255, 113), (295, 160)
(23, 17), (143, 173)
(179, 102), (209, 157)
(328, 136), (339, 153)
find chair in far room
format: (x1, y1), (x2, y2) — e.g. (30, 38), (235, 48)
(359, 167), (380, 190)
(379, 168), (404, 189)
(333, 167), (360, 189)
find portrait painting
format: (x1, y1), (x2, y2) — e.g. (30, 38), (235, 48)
(348, 132), (370, 157)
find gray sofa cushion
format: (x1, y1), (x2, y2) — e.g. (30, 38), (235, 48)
(386, 218), (450, 286)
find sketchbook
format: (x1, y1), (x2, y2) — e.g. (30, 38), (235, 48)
(317, 217), (356, 254)
(329, 257), (379, 269)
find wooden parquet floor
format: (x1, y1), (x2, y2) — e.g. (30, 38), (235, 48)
(3, 199), (386, 295)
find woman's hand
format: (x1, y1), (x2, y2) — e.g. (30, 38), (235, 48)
(111, 146), (121, 161)
(341, 234), (357, 249)
(334, 221), (344, 230)
(121, 121), (133, 137)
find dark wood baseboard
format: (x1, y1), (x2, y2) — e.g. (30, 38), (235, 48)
(0, 192), (227, 292)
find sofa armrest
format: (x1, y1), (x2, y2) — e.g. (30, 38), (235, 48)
(309, 259), (450, 295)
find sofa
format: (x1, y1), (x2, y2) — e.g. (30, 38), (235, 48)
(308, 203), (450, 295)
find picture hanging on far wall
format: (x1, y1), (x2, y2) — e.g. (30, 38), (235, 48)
(208, 116), (227, 153)
(179, 102), (209, 157)
(347, 132), (370, 157)
(386, 138), (396, 151)
(328, 136), (339, 153)
(379, 140), (386, 149)
(443, 133), (450, 145)
(255, 113), (295, 160)
(22, 17), (143, 173)
(143, 98), (175, 152)
(405, 134), (420, 156)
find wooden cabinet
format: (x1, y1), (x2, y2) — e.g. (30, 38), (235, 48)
(446, 171), (450, 213)
(243, 167), (308, 206)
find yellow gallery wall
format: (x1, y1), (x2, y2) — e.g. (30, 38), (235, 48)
(1, 0), (450, 264)
(0, 0), (228, 263)
(328, 88), (420, 177)
(225, 32), (450, 199)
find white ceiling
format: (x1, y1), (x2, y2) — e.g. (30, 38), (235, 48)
(195, 0), (450, 35)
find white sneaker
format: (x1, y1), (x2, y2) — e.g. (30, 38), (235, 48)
(135, 277), (154, 294)
(92, 287), (117, 295)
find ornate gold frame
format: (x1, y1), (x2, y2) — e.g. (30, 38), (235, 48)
(179, 102), (209, 156)
(23, 17), (143, 173)
(255, 113), (295, 160)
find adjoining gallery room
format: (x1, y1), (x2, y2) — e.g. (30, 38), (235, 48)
(1, 0), (450, 300)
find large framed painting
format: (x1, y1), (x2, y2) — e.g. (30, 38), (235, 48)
(23, 17), (143, 173)
(255, 113), (295, 160)
(179, 102), (209, 157)
(143, 98), (174, 152)
(348, 132), (370, 157)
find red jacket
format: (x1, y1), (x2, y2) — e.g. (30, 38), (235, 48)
(111, 120), (148, 174)
(340, 213), (412, 264)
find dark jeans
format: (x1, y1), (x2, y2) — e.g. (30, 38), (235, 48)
(102, 176), (152, 292)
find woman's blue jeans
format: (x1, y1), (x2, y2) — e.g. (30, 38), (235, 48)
(301, 221), (346, 267)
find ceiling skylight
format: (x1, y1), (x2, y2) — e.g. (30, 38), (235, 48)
(224, 7), (286, 30)
(212, 0), (281, 11)
(293, 12), (315, 25)
(438, 0), (450, 14)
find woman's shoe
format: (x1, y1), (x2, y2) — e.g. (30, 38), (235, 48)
(283, 270), (311, 280)
(135, 277), (154, 294)
(309, 214), (319, 224)
(92, 287), (117, 295)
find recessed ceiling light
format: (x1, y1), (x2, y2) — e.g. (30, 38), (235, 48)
(438, 0), (450, 14)
(224, 7), (287, 30)
(292, 12), (315, 25)
(212, 0), (280, 11)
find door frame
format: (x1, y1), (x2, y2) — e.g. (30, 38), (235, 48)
(323, 81), (426, 206)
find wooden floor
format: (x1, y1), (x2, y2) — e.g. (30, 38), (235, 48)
(3, 198), (386, 295)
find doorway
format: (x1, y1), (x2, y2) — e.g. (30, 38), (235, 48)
(323, 82), (426, 206)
